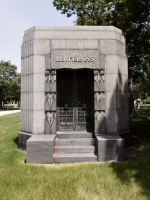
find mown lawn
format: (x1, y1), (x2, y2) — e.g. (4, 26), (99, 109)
(0, 109), (150, 200)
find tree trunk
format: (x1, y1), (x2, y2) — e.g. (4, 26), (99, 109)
(148, 83), (150, 96)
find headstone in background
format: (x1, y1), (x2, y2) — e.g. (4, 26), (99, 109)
(137, 98), (141, 109)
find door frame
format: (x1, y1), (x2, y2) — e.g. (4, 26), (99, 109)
(56, 69), (94, 132)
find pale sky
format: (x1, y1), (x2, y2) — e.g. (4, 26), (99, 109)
(0, 0), (76, 72)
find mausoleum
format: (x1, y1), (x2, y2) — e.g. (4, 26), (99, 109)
(18, 26), (129, 163)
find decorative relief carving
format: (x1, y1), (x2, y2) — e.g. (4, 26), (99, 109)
(95, 111), (105, 124)
(46, 93), (56, 109)
(46, 112), (56, 132)
(94, 92), (105, 108)
(45, 70), (56, 90)
(94, 70), (104, 90)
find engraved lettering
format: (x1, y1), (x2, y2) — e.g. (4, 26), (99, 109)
(62, 57), (65, 62)
(85, 58), (90, 62)
(55, 56), (94, 62)
(55, 57), (60, 62)
(90, 57), (94, 62)
(80, 58), (84, 62)
(77, 57), (81, 62)
(69, 57), (72, 62)
(73, 57), (77, 62)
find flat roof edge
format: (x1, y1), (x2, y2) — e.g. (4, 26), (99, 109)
(24, 26), (122, 35)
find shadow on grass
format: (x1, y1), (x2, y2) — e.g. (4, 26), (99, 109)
(13, 136), (19, 147)
(100, 69), (150, 198)
(111, 108), (150, 198)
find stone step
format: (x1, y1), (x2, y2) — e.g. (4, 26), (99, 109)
(56, 131), (93, 139)
(54, 145), (96, 154)
(53, 153), (97, 163)
(55, 138), (95, 146)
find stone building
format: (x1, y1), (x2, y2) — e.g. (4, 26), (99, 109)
(18, 26), (129, 163)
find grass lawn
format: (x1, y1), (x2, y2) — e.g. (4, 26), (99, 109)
(0, 109), (150, 200)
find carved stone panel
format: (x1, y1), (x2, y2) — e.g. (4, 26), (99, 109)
(45, 111), (56, 134)
(94, 69), (106, 134)
(45, 69), (56, 135)
(45, 93), (56, 111)
(51, 50), (99, 69)
(94, 69), (105, 91)
(94, 111), (105, 134)
(45, 70), (56, 92)
(94, 92), (105, 110)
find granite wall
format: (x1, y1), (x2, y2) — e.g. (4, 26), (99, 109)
(18, 26), (129, 150)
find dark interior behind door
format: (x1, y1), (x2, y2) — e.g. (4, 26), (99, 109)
(57, 70), (94, 132)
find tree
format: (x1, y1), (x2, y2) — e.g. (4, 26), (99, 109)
(53, 0), (150, 80)
(53, 0), (150, 111)
(10, 73), (21, 102)
(0, 60), (20, 108)
(132, 62), (150, 100)
(132, 77), (148, 100)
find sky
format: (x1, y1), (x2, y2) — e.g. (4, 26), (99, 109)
(0, 0), (76, 72)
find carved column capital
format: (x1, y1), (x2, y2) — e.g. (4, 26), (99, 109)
(45, 70), (56, 90)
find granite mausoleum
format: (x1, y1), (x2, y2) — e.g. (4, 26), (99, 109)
(18, 26), (129, 164)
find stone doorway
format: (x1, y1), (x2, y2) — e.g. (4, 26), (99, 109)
(57, 69), (94, 132)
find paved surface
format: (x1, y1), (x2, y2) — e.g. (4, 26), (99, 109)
(0, 110), (21, 116)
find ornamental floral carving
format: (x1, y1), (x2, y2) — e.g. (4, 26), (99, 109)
(95, 111), (105, 124)
(46, 112), (56, 133)
(46, 70), (56, 90)
(94, 92), (105, 108)
(94, 69), (104, 90)
(46, 93), (56, 110)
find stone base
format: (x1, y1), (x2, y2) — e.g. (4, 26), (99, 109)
(96, 134), (124, 162)
(18, 132), (32, 150)
(26, 135), (56, 164)
(53, 153), (97, 163)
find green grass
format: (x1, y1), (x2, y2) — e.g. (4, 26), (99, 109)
(0, 110), (150, 200)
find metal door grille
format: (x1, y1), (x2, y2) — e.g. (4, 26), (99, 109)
(57, 70), (93, 131)
(77, 71), (93, 130)
(58, 71), (74, 130)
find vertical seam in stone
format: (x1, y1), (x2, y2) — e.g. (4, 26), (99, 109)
(50, 39), (51, 70)
(98, 40), (100, 67)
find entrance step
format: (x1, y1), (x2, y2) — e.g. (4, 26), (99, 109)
(53, 131), (97, 163)
(56, 131), (93, 138)
(55, 138), (95, 146)
(54, 145), (96, 154)
(53, 153), (97, 163)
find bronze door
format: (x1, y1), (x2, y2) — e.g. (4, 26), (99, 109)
(57, 70), (94, 131)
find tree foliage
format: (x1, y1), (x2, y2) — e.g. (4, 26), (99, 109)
(53, 0), (150, 80)
(132, 66), (150, 99)
(0, 61), (21, 107)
